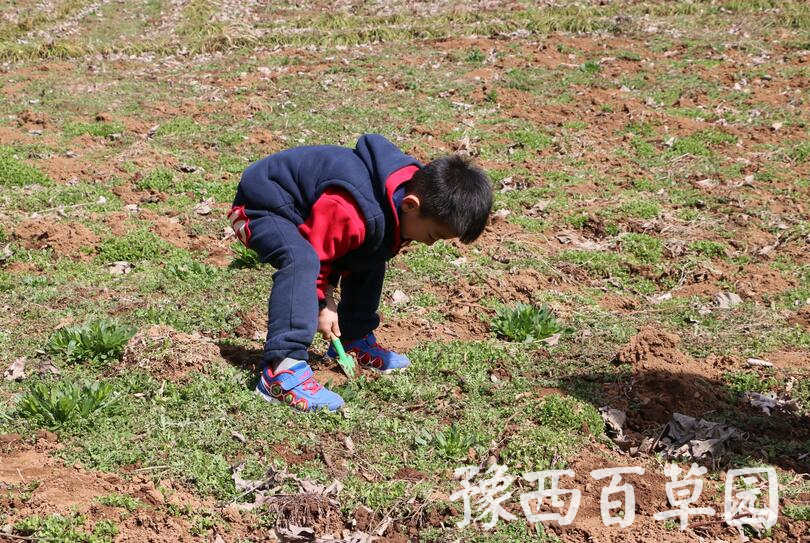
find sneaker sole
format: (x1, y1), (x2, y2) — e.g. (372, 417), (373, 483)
(254, 384), (343, 413)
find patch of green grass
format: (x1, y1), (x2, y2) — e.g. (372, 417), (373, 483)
(97, 492), (144, 512)
(784, 504), (810, 520)
(163, 258), (218, 284)
(509, 128), (553, 151)
(581, 60), (600, 74)
(501, 394), (604, 471)
(0, 145), (50, 186)
(631, 136), (656, 159)
(723, 371), (778, 397)
(135, 167), (174, 192)
(492, 304), (563, 343)
(96, 229), (181, 263)
(621, 233), (663, 263)
(47, 320), (134, 365)
(566, 212), (589, 229)
(669, 129), (737, 157)
(688, 240), (727, 257)
(615, 199), (661, 220)
(789, 140), (810, 162)
(64, 121), (124, 138)
(155, 117), (200, 138)
(466, 48), (485, 63)
(16, 380), (117, 430)
(13, 513), (117, 543)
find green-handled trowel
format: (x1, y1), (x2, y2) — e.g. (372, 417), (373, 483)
(331, 337), (355, 378)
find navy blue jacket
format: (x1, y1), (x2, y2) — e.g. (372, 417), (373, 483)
(233, 134), (422, 272)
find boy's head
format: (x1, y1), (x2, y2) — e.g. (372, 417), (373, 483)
(400, 155), (493, 246)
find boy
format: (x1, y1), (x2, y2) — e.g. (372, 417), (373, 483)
(229, 134), (492, 412)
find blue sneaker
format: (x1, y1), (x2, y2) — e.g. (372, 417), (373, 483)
(327, 333), (410, 374)
(255, 361), (344, 412)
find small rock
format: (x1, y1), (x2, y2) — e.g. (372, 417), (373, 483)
(771, 121), (783, 131)
(194, 200), (213, 215)
(649, 292), (672, 304)
(107, 132), (122, 141)
(107, 261), (133, 275)
(178, 163), (198, 173)
(715, 291), (742, 309)
(746, 358), (773, 368)
(96, 196), (107, 205)
(491, 209), (511, 223)
(451, 256), (467, 267)
(391, 290), (410, 305)
(125, 204), (139, 213)
(65, 150), (78, 158)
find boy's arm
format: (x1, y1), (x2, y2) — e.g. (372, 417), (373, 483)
(298, 187), (366, 302)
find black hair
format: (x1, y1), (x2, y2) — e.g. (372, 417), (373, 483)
(408, 155), (493, 244)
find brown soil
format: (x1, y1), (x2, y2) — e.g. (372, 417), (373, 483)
(13, 219), (99, 259)
(598, 294), (638, 312)
(789, 307), (810, 330)
(119, 325), (224, 380)
(150, 216), (191, 249)
(734, 263), (795, 300)
(763, 350), (810, 371)
(611, 327), (728, 426)
(0, 445), (225, 543)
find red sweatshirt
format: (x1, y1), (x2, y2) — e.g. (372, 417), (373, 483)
(297, 165), (418, 300)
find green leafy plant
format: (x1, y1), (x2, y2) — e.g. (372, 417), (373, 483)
(0, 145), (50, 187)
(164, 259), (217, 281)
(229, 243), (261, 269)
(13, 513), (117, 542)
(415, 423), (481, 460)
(97, 492), (144, 512)
(47, 320), (135, 365)
(17, 380), (116, 429)
(492, 304), (563, 343)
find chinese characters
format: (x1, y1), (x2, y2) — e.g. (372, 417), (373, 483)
(450, 463), (779, 534)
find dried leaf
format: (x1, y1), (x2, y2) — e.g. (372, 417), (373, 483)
(3, 357), (26, 381)
(344, 436), (354, 454)
(231, 431), (247, 443)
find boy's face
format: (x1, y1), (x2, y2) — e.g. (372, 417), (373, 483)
(400, 194), (456, 246)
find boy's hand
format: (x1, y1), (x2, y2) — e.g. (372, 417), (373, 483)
(318, 291), (340, 340)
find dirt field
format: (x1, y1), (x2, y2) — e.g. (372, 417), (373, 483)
(1, 1), (809, 542)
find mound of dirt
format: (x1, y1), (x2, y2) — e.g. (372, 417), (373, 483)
(13, 219), (99, 259)
(613, 327), (727, 426)
(120, 325), (223, 379)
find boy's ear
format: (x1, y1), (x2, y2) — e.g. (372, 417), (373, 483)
(401, 194), (421, 212)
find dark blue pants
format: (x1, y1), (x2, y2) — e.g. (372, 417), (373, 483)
(237, 209), (384, 365)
